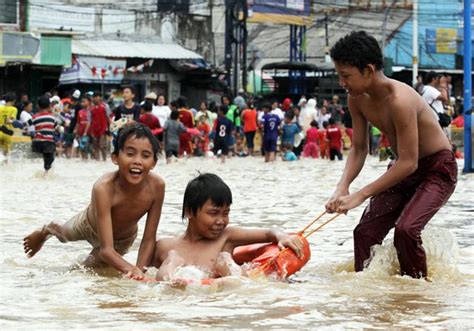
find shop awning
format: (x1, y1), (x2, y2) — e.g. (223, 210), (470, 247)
(72, 39), (203, 60)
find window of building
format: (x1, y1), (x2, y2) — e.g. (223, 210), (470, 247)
(0, 0), (18, 25)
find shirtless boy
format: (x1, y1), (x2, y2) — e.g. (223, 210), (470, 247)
(325, 31), (457, 279)
(24, 123), (165, 279)
(152, 173), (304, 281)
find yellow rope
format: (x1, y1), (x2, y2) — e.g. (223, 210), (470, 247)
(298, 211), (326, 234)
(303, 213), (342, 239)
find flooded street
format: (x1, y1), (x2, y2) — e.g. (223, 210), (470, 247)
(1, 155), (473, 329)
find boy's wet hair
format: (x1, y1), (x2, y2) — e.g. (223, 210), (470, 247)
(284, 111), (294, 120)
(310, 120), (319, 128)
(323, 121), (329, 128)
(182, 173), (232, 219)
(170, 109), (179, 120)
(113, 123), (159, 161)
(328, 117), (336, 125)
(330, 31), (383, 73)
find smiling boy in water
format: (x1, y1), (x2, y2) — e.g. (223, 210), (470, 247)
(152, 173), (304, 281)
(325, 31), (457, 279)
(23, 123), (165, 279)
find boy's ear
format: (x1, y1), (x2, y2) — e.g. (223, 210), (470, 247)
(364, 64), (376, 77)
(111, 153), (118, 165)
(184, 208), (192, 220)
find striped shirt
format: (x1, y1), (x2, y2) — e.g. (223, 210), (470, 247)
(32, 112), (57, 142)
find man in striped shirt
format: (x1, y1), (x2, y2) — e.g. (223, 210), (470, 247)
(31, 96), (59, 173)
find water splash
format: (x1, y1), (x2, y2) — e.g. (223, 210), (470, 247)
(363, 226), (461, 281)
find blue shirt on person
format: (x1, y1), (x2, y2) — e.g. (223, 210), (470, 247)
(281, 122), (301, 145)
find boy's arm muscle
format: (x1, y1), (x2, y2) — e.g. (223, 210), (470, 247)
(93, 184), (136, 274)
(326, 99), (368, 213)
(334, 98), (419, 213)
(136, 177), (165, 271)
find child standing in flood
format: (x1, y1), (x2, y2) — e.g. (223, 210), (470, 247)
(31, 96), (59, 174)
(24, 123), (165, 279)
(260, 103), (280, 163)
(303, 120), (320, 158)
(327, 117), (343, 161)
(164, 109), (188, 164)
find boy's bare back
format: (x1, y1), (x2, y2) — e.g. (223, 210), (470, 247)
(349, 77), (451, 158)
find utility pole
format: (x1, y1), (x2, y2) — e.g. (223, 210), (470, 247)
(412, 0), (418, 86)
(463, 0), (472, 173)
(224, 0), (247, 97)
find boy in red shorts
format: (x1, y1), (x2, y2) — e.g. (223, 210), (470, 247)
(91, 92), (110, 161)
(326, 117), (343, 161)
(325, 31), (457, 279)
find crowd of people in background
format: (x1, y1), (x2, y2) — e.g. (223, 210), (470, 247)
(0, 71), (467, 171)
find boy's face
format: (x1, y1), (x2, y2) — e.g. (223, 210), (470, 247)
(189, 199), (230, 239)
(334, 62), (371, 96)
(284, 117), (292, 124)
(112, 135), (157, 185)
(81, 99), (90, 108)
(122, 88), (134, 101)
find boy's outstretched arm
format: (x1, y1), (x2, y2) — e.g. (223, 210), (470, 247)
(136, 178), (165, 271)
(93, 184), (141, 276)
(225, 227), (304, 258)
(326, 100), (368, 213)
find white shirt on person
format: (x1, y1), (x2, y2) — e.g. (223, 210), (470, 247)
(271, 107), (285, 121)
(422, 85), (444, 115)
(152, 105), (171, 127)
(20, 110), (35, 134)
(316, 113), (331, 129)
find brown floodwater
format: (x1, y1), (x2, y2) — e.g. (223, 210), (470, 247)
(1, 155), (473, 329)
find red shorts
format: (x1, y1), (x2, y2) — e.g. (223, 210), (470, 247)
(354, 149), (457, 278)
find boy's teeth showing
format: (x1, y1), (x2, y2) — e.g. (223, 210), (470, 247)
(130, 168), (142, 176)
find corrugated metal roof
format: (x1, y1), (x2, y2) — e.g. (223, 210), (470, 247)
(72, 39), (203, 60)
